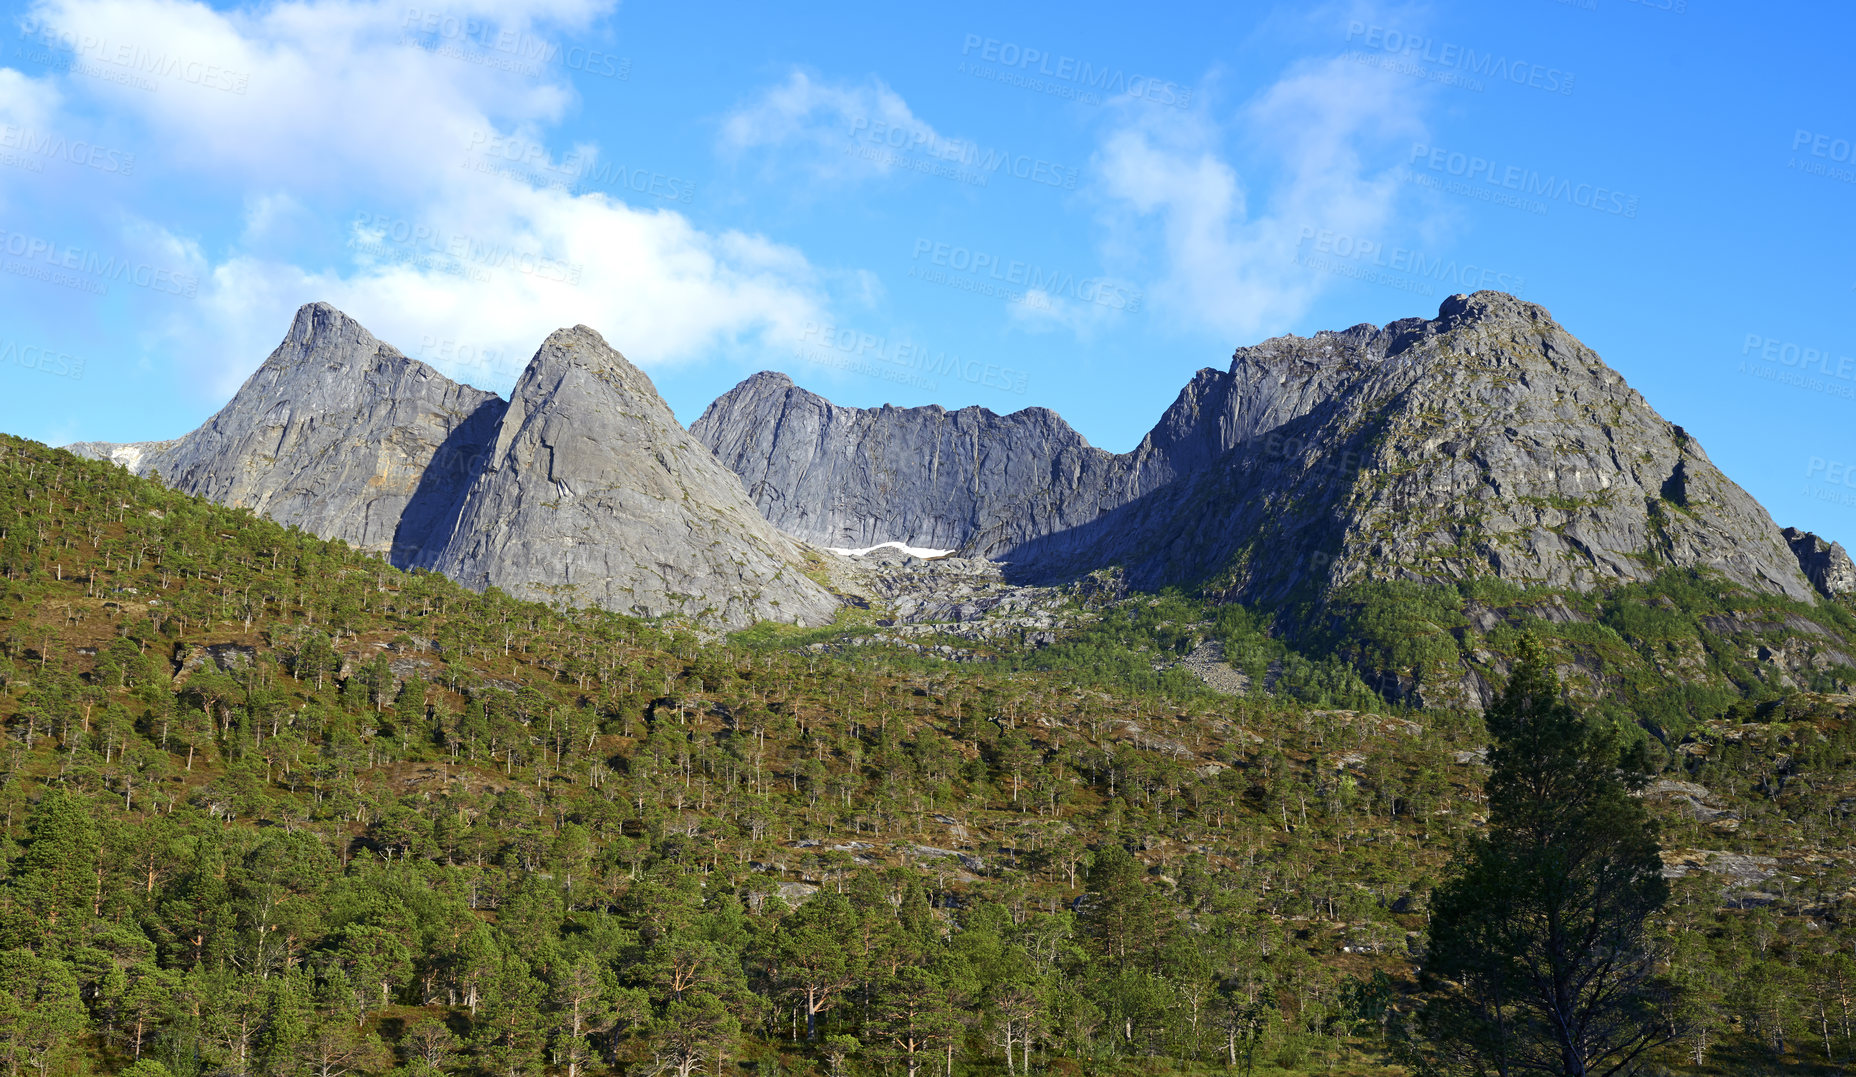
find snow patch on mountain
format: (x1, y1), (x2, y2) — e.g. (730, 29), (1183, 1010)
(826, 541), (954, 559)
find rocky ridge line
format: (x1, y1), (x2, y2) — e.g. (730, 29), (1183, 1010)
(71, 305), (837, 630)
(698, 292), (1830, 606)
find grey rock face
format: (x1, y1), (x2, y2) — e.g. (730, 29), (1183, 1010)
(699, 292), (1821, 605)
(1782, 527), (1856, 596)
(1085, 292), (1816, 605)
(691, 330), (1378, 558)
(693, 373), (1134, 556)
(73, 305), (837, 630)
(68, 302), (505, 565)
(422, 326), (838, 628)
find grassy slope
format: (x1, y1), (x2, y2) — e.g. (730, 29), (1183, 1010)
(0, 433), (1853, 1074)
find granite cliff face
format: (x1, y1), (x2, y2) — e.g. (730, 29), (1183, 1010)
(419, 326), (838, 627)
(72, 291), (1835, 632)
(1081, 292), (1815, 605)
(688, 356), (1303, 557)
(697, 292), (1824, 606)
(1783, 528), (1856, 596)
(73, 305), (837, 630)
(70, 303), (506, 564)
(693, 374), (1132, 555)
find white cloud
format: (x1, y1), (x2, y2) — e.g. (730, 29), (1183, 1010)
(0, 67), (63, 213)
(719, 69), (961, 185)
(187, 176), (829, 398)
(1006, 276), (1147, 341)
(24, 0), (585, 194)
(12, 0), (837, 398)
(240, 191), (310, 243)
(0, 66), (60, 127)
(1095, 54), (1430, 339)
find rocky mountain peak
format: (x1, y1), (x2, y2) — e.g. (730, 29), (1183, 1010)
(73, 307), (837, 630)
(530, 323), (628, 370)
(259, 301), (407, 376)
(698, 291), (1825, 608)
(69, 302), (504, 563)
(66, 290), (1839, 634)
(692, 372), (1121, 555)
(285, 299), (364, 342)
(1437, 287), (1530, 324)
(421, 325), (838, 627)
(739, 370), (795, 391)
(506, 326), (667, 421)
(478, 325), (693, 501)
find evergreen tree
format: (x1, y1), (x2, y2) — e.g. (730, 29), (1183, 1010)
(5, 789), (100, 948)
(4, 435), (1855, 1074)
(1078, 844), (1169, 964)
(1414, 641), (1675, 1076)
(771, 891), (863, 1041)
(871, 965), (962, 1077)
(0, 949), (87, 1077)
(644, 990), (739, 1077)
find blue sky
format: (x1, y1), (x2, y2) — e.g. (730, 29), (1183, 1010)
(0, 0), (1852, 542)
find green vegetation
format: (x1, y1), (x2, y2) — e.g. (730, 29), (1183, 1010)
(1414, 644), (1671, 1075)
(0, 433), (1855, 1075)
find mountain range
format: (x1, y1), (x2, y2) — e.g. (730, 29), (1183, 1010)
(71, 303), (837, 629)
(70, 292), (1854, 631)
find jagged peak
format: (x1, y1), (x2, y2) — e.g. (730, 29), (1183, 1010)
(284, 301), (382, 347)
(1225, 291), (1556, 374)
(1435, 289), (1556, 329)
(249, 301), (417, 387)
(531, 324), (629, 366)
(544, 323), (612, 348)
(722, 371), (811, 407)
(511, 323), (669, 410)
(740, 370), (795, 390)
(706, 371), (1084, 436)
(695, 372), (811, 435)
(220, 304), (508, 413)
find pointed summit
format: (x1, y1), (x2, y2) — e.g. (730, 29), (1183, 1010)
(252, 301), (406, 381)
(71, 306), (840, 630)
(696, 291), (1819, 606)
(285, 300), (365, 343)
(424, 325), (838, 628)
(72, 303), (505, 562)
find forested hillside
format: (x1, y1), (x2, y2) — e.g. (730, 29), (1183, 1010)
(1, 433), (1855, 1076)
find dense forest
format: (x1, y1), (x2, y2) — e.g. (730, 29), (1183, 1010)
(1, 432), (1855, 1075)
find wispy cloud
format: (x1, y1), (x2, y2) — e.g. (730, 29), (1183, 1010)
(719, 69), (961, 186)
(1094, 52), (1432, 339)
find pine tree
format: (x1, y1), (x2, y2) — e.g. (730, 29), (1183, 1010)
(1414, 641), (1675, 1076)
(1078, 844), (1163, 963)
(0, 949), (87, 1077)
(5, 789), (100, 949)
(772, 891), (863, 1040)
(645, 990), (739, 1077)
(871, 965), (962, 1077)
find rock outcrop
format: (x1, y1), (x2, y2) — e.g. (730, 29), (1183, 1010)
(70, 291), (1833, 631)
(1782, 527), (1856, 597)
(693, 373), (1134, 555)
(67, 303), (505, 565)
(698, 292), (1822, 606)
(72, 305), (837, 630)
(419, 326), (838, 627)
